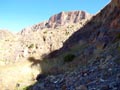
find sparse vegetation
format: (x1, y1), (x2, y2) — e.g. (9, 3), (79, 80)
(28, 44), (34, 49)
(64, 53), (76, 63)
(15, 85), (32, 90)
(43, 36), (46, 42)
(43, 31), (47, 34)
(65, 31), (69, 35)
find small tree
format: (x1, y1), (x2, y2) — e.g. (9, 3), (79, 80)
(64, 54), (75, 63)
(28, 44), (34, 49)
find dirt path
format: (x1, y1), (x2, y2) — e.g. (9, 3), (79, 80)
(0, 60), (40, 90)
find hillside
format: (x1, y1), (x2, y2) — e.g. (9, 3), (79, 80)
(29, 0), (120, 90)
(1, 0), (120, 90)
(0, 11), (91, 90)
(0, 11), (91, 65)
(0, 30), (15, 40)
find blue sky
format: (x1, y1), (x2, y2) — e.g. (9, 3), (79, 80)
(0, 0), (110, 32)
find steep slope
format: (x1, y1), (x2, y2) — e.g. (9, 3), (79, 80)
(30, 0), (120, 90)
(55, 0), (120, 52)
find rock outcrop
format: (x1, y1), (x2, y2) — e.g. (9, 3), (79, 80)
(47, 11), (91, 28)
(20, 11), (92, 35)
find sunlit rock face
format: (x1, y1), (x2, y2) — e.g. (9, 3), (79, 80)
(47, 11), (92, 28)
(20, 11), (92, 35)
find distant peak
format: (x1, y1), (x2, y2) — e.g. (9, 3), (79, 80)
(48, 10), (92, 28)
(20, 10), (92, 35)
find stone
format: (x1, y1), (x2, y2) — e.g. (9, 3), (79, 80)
(62, 85), (67, 90)
(76, 85), (87, 90)
(100, 85), (110, 90)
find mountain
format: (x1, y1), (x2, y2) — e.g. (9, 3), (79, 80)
(30, 0), (120, 90)
(20, 11), (92, 35)
(55, 0), (120, 52)
(0, 11), (92, 90)
(0, 11), (91, 64)
(1, 0), (120, 89)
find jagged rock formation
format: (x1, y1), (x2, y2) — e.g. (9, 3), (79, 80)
(20, 11), (92, 35)
(47, 11), (91, 28)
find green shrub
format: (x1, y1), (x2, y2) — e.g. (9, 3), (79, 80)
(15, 85), (32, 90)
(64, 54), (75, 63)
(22, 87), (29, 90)
(43, 31), (47, 34)
(65, 32), (69, 35)
(28, 44), (34, 49)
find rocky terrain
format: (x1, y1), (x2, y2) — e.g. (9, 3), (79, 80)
(0, 11), (91, 90)
(28, 0), (120, 90)
(31, 54), (120, 90)
(0, 0), (120, 90)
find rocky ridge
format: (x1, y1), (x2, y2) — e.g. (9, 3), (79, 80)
(20, 11), (92, 35)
